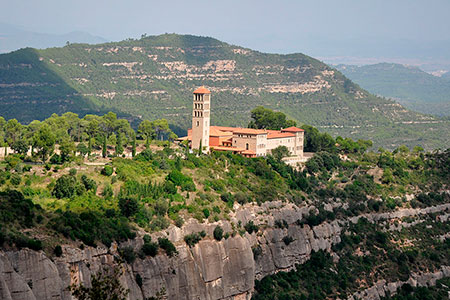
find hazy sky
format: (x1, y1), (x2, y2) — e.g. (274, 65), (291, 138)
(1, 0), (450, 54)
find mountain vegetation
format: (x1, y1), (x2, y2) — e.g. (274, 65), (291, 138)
(0, 108), (449, 298)
(0, 34), (449, 150)
(336, 63), (450, 116)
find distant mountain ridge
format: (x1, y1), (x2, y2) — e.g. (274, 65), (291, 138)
(0, 33), (448, 150)
(336, 63), (450, 116)
(0, 23), (107, 53)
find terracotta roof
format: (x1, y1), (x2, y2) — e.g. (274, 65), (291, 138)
(233, 128), (267, 135)
(209, 127), (233, 137)
(211, 146), (245, 152)
(193, 86), (211, 94)
(267, 132), (296, 139)
(281, 126), (304, 132)
(242, 150), (256, 155)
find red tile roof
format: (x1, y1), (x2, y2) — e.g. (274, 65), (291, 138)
(233, 128), (267, 135)
(281, 126), (304, 132)
(267, 132), (296, 139)
(193, 86), (211, 94)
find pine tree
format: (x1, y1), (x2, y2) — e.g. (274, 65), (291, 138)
(102, 135), (107, 158)
(132, 133), (136, 157)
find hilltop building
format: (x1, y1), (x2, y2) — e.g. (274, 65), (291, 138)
(181, 87), (308, 166)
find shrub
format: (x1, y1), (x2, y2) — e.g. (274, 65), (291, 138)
(101, 165), (114, 176)
(135, 274), (143, 288)
(118, 197), (139, 217)
(54, 245), (63, 257)
(184, 232), (203, 247)
(81, 175), (97, 192)
(10, 173), (21, 186)
(283, 236), (294, 246)
(244, 221), (259, 234)
(202, 208), (210, 218)
(102, 184), (114, 198)
(141, 241), (159, 257)
(158, 238), (177, 257)
(52, 175), (77, 199)
(213, 226), (223, 241)
(119, 246), (136, 264)
(252, 245), (262, 260)
(69, 168), (77, 176)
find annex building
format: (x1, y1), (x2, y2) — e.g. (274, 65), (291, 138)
(181, 87), (308, 166)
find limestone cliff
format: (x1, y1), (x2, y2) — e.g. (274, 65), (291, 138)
(0, 200), (449, 300)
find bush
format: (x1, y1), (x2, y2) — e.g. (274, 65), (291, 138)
(10, 173), (21, 186)
(52, 175), (77, 199)
(102, 184), (114, 198)
(283, 236), (294, 246)
(135, 274), (143, 288)
(184, 232), (204, 247)
(252, 245), (263, 260)
(244, 221), (259, 234)
(213, 226), (223, 241)
(54, 245), (63, 257)
(118, 197), (139, 217)
(141, 241), (159, 257)
(158, 238), (177, 257)
(119, 246), (136, 263)
(101, 165), (114, 176)
(69, 168), (77, 176)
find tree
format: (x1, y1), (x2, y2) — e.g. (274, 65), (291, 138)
(116, 132), (123, 156)
(152, 119), (170, 141)
(131, 132), (136, 157)
(11, 139), (29, 155)
(52, 175), (77, 199)
(118, 197), (139, 217)
(300, 125), (335, 153)
(33, 124), (56, 162)
(138, 120), (154, 148)
(271, 146), (290, 161)
(5, 119), (23, 147)
(59, 137), (76, 162)
(248, 106), (296, 130)
(69, 266), (128, 300)
(77, 143), (89, 157)
(102, 135), (107, 158)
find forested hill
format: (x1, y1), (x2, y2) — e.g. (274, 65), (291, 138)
(336, 63), (450, 117)
(0, 34), (449, 150)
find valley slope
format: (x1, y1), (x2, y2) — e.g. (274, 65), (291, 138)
(0, 34), (448, 150)
(336, 63), (450, 116)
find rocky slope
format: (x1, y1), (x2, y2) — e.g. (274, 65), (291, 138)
(0, 34), (449, 149)
(1, 198), (449, 300)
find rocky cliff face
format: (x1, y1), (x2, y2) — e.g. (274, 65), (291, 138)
(0, 200), (448, 300)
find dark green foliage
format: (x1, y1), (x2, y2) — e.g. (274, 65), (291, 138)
(101, 165), (114, 176)
(81, 175), (97, 192)
(70, 266), (128, 300)
(52, 175), (78, 198)
(248, 106), (296, 130)
(213, 226), (223, 241)
(282, 236), (294, 246)
(54, 245), (63, 257)
(301, 125), (336, 153)
(49, 210), (135, 247)
(118, 197), (139, 217)
(10, 173), (21, 186)
(166, 169), (194, 187)
(244, 221), (259, 234)
(119, 246), (136, 264)
(158, 237), (177, 257)
(135, 273), (143, 288)
(141, 240), (159, 257)
(184, 232), (204, 247)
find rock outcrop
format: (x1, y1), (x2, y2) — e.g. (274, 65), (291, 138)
(0, 200), (448, 300)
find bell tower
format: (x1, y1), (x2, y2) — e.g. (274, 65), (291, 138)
(191, 86), (211, 153)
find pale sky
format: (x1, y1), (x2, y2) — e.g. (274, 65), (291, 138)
(1, 0), (450, 55)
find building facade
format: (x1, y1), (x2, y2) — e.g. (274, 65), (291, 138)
(183, 87), (306, 165)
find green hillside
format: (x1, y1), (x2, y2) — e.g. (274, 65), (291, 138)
(336, 63), (450, 116)
(0, 34), (449, 150)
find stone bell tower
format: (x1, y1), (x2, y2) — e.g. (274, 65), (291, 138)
(191, 86), (211, 153)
